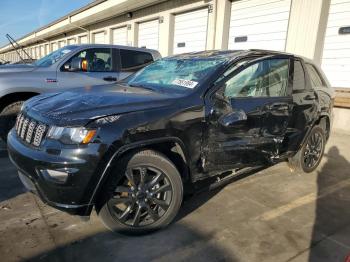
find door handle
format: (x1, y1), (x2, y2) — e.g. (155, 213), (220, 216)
(268, 103), (289, 111)
(103, 76), (117, 82)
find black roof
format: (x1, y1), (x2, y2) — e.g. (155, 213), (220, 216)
(169, 49), (295, 61)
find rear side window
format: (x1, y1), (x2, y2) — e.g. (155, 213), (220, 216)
(306, 64), (324, 87)
(120, 49), (153, 71)
(293, 60), (306, 91)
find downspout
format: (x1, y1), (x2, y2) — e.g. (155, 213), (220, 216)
(69, 16), (91, 43)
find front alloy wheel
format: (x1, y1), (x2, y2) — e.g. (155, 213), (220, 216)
(109, 166), (173, 227)
(99, 150), (183, 234)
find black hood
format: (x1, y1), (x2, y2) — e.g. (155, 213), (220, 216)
(24, 84), (181, 126)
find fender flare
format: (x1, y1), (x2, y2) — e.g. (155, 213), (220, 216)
(88, 136), (190, 207)
(297, 111), (332, 152)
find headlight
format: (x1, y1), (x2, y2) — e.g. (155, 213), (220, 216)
(47, 126), (97, 144)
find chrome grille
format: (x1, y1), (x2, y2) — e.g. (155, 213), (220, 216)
(33, 124), (47, 147)
(15, 114), (21, 131)
(15, 114), (48, 147)
(20, 118), (29, 139)
(25, 121), (37, 143)
(17, 114), (25, 134)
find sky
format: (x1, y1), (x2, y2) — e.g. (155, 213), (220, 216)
(0, 0), (93, 47)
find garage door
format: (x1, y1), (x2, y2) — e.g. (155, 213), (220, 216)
(112, 27), (128, 46)
(45, 44), (49, 55)
(58, 40), (66, 48)
(35, 47), (40, 58)
(322, 0), (350, 88)
(79, 35), (88, 44)
(173, 8), (209, 54)
(40, 45), (45, 58)
(67, 38), (76, 45)
(228, 0), (291, 51)
(51, 42), (58, 52)
(138, 20), (159, 50)
(93, 32), (106, 44)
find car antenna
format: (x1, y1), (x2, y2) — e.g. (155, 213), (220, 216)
(5, 34), (34, 64)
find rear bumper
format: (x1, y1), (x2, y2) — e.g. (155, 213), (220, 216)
(7, 129), (105, 216)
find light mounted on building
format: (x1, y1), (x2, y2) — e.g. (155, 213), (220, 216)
(208, 4), (213, 13)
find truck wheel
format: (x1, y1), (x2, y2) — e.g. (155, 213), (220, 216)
(288, 126), (326, 173)
(98, 150), (183, 235)
(0, 101), (23, 142)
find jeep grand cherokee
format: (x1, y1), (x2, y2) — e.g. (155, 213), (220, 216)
(8, 50), (334, 234)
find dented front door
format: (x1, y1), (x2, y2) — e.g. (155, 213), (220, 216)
(202, 57), (292, 174)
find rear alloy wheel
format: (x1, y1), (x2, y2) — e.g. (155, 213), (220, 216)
(288, 126), (326, 173)
(303, 130), (324, 170)
(99, 150), (183, 234)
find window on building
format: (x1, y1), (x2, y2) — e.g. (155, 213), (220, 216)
(293, 60), (306, 91)
(120, 49), (153, 71)
(224, 59), (289, 98)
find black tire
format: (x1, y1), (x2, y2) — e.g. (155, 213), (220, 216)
(0, 101), (24, 143)
(288, 126), (326, 173)
(98, 149), (183, 235)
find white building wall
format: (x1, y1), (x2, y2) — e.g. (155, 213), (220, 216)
(286, 0), (331, 64)
(228, 0), (291, 51)
(0, 0), (344, 86)
(322, 0), (350, 89)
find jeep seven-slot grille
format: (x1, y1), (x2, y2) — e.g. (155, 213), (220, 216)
(15, 114), (48, 147)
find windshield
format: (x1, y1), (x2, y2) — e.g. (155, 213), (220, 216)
(33, 46), (78, 67)
(125, 57), (226, 93)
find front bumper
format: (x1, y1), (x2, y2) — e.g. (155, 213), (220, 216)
(7, 129), (106, 216)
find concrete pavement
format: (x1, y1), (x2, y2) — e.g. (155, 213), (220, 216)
(0, 132), (349, 262)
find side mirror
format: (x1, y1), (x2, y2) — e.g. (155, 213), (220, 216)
(213, 87), (228, 102)
(65, 57), (88, 72)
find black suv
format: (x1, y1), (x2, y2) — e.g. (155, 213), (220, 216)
(8, 50), (334, 234)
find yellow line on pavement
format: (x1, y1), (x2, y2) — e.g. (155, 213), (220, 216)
(256, 178), (350, 221)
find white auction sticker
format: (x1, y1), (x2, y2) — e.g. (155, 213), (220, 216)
(172, 79), (198, 89)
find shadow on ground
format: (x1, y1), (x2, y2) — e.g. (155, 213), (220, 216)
(24, 170), (266, 261)
(308, 146), (350, 262)
(0, 151), (26, 202)
(26, 222), (236, 262)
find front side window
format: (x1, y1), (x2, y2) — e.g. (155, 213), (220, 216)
(224, 59), (289, 98)
(120, 49), (153, 71)
(33, 46), (78, 67)
(65, 48), (113, 72)
(306, 64), (324, 88)
(293, 60), (306, 91)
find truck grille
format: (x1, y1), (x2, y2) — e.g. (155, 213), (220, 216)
(15, 114), (48, 147)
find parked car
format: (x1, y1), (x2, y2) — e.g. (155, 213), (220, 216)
(8, 50), (334, 234)
(0, 44), (161, 141)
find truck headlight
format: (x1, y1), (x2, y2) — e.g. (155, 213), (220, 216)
(47, 126), (97, 144)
